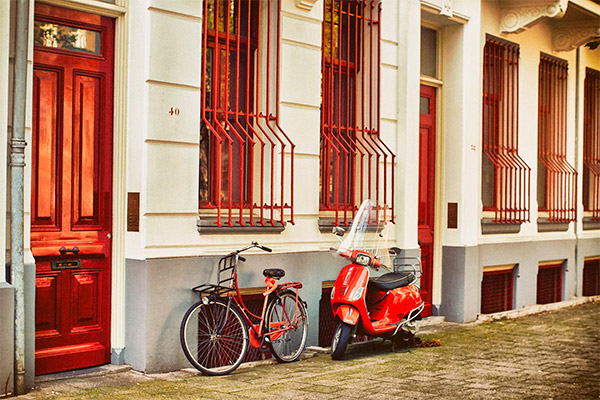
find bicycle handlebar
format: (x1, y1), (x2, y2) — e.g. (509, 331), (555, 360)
(228, 242), (272, 260)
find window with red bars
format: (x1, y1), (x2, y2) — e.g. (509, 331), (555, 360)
(482, 36), (531, 224)
(319, 0), (395, 226)
(537, 55), (577, 222)
(582, 259), (600, 296)
(481, 269), (513, 314)
(583, 68), (600, 221)
(536, 263), (562, 304)
(199, 0), (295, 228)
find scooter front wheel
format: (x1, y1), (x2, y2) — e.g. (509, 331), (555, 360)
(331, 321), (353, 360)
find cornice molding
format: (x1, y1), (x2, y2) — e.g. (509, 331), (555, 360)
(296, 0), (318, 11)
(500, 0), (568, 33)
(553, 21), (600, 51)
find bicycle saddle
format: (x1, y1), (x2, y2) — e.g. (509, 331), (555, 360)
(263, 268), (285, 279)
(367, 271), (414, 291)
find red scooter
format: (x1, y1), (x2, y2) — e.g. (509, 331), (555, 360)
(329, 200), (424, 359)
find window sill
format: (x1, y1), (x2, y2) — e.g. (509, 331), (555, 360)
(583, 217), (600, 231)
(537, 218), (570, 232)
(481, 218), (521, 234)
(318, 219), (352, 234)
(197, 218), (286, 234)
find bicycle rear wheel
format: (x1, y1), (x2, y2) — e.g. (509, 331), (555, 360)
(180, 298), (248, 376)
(265, 290), (308, 362)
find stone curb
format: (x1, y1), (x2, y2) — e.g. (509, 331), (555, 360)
(476, 295), (600, 322)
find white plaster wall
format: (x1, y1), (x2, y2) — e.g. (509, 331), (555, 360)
(137, 0), (405, 258)
(395, 0), (421, 250)
(478, 0), (585, 245)
(577, 45), (600, 241)
(125, 0), (151, 261)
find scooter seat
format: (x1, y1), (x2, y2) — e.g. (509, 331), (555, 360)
(368, 271), (414, 291)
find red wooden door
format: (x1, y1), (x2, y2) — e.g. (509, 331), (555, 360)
(418, 85), (436, 317)
(31, 4), (114, 375)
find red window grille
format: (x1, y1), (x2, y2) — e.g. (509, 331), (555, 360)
(482, 36), (531, 224)
(536, 263), (562, 304)
(582, 258), (600, 296)
(200, 0), (295, 227)
(481, 268), (514, 314)
(319, 0), (395, 226)
(537, 55), (577, 222)
(583, 68), (600, 221)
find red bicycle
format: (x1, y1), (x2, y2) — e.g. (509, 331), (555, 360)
(180, 242), (308, 375)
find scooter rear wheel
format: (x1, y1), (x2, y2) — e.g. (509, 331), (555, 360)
(331, 321), (353, 360)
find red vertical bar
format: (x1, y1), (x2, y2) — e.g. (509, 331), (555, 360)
(275, 0), (295, 225)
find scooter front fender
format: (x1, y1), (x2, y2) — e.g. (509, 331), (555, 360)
(336, 304), (360, 325)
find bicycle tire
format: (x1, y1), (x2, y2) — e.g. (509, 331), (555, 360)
(265, 290), (308, 362)
(180, 298), (248, 376)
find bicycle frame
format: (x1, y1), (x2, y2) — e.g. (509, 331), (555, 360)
(192, 244), (305, 350)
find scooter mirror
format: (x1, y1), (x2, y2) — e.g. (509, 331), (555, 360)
(389, 247), (401, 255)
(332, 226), (346, 237)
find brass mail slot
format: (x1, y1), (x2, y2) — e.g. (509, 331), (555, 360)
(51, 260), (81, 270)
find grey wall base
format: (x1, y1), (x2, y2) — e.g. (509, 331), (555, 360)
(124, 252), (348, 373)
(440, 245), (480, 323)
(440, 238), (594, 323)
(0, 262), (35, 396)
(0, 282), (14, 396)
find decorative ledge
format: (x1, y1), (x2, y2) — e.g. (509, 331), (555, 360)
(296, 0), (318, 11)
(537, 218), (570, 232)
(481, 219), (522, 234)
(500, 0), (568, 33)
(583, 217), (600, 231)
(553, 21), (600, 51)
(197, 219), (285, 234)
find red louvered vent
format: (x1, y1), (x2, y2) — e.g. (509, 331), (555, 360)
(319, 287), (337, 347)
(481, 269), (513, 314)
(536, 263), (562, 304)
(240, 293), (272, 362)
(583, 259), (600, 296)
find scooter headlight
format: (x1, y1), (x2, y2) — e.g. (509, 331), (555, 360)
(355, 253), (371, 266)
(351, 287), (364, 301)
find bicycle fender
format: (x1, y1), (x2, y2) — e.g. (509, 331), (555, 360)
(336, 305), (359, 325)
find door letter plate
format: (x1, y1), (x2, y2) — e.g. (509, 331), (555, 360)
(51, 260), (81, 270)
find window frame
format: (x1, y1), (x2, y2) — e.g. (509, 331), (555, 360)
(319, 0), (395, 227)
(481, 35), (531, 224)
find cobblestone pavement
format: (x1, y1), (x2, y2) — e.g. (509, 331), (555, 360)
(17, 300), (600, 400)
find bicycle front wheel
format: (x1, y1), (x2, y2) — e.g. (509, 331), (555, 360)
(180, 299), (248, 376)
(265, 290), (308, 362)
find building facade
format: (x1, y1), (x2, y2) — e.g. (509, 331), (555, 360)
(1, 0), (599, 395)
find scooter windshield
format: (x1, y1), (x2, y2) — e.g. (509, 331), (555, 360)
(335, 199), (392, 270)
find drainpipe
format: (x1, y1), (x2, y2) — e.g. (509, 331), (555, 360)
(10, 0), (30, 395)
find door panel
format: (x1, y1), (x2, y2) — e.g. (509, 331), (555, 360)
(418, 85), (436, 317)
(32, 67), (62, 230)
(32, 3), (114, 375)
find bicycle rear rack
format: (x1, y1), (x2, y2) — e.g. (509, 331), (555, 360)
(191, 283), (234, 299)
(192, 253), (239, 299)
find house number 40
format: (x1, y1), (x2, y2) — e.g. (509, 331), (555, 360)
(169, 107), (180, 116)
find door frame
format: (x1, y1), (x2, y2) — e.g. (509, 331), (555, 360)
(419, 81), (444, 311)
(34, 0), (129, 363)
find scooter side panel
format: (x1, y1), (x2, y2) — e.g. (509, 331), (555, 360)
(331, 265), (370, 325)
